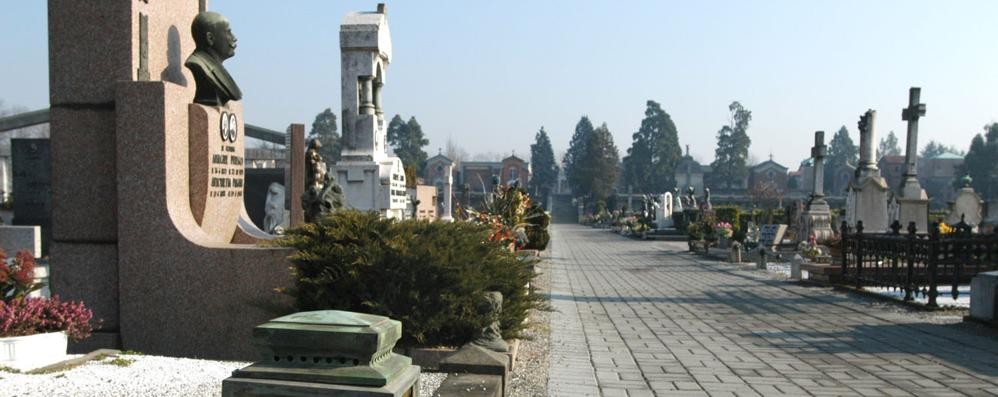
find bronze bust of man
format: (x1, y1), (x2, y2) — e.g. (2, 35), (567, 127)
(185, 11), (243, 106)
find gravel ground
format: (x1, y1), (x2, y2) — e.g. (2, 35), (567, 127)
(506, 257), (551, 397)
(0, 257), (554, 397)
(0, 354), (448, 397)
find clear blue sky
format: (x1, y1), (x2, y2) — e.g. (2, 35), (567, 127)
(3, 1), (998, 168)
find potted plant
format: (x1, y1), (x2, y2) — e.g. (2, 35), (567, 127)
(715, 221), (733, 249)
(1, 249), (98, 366)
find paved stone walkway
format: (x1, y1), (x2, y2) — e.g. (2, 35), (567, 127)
(548, 225), (998, 397)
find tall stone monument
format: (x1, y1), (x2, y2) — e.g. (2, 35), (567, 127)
(48, 0), (291, 359)
(332, 4), (408, 219)
(800, 131), (834, 242)
(845, 110), (889, 232)
(897, 87), (929, 232)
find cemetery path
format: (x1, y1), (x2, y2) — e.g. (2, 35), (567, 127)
(547, 224), (998, 397)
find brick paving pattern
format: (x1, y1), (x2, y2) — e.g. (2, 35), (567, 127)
(548, 225), (998, 397)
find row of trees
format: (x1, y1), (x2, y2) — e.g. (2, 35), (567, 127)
(303, 103), (984, 205)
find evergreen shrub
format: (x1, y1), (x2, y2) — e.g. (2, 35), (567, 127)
(275, 210), (543, 347)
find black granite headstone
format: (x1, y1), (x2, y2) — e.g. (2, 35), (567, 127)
(12, 139), (52, 255)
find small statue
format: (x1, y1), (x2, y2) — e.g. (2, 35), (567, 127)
(673, 187), (683, 212)
(305, 139), (326, 189)
(686, 186), (697, 209)
(184, 12), (243, 106)
(471, 291), (508, 352)
(263, 182), (286, 234)
(702, 187), (712, 211)
(301, 139), (345, 223)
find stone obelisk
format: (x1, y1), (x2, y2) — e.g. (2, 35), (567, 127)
(845, 110), (889, 232)
(800, 131), (834, 242)
(897, 87), (929, 232)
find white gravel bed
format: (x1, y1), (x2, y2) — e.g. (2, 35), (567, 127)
(0, 354), (447, 397)
(507, 257), (551, 397)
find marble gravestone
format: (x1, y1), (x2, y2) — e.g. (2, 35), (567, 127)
(845, 110), (889, 233)
(946, 179), (984, 229)
(657, 192), (674, 229)
(48, 1), (292, 359)
(331, 4), (408, 219)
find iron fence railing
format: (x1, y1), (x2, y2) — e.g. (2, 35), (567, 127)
(840, 219), (998, 307)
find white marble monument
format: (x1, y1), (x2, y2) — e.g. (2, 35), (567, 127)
(656, 192), (674, 229)
(946, 178), (984, 229)
(332, 4), (407, 219)
(845, 110), (890, 233)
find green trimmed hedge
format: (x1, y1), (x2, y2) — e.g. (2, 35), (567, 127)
(276, 210), (543, 346)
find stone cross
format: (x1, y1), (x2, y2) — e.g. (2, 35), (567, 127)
(901, 87), (926, 179)
(810, 131), (827, 201)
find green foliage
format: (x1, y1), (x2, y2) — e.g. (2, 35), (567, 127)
(276, 210), (542, 346)
(713, 206), (741, 233)
(622, 100), (683, 193)
(308, 108), (341, 163)
(528, 127), (559, 203)
(957, 124), (998, 199)
(387, 115), (430, 175)
(825, 126), (857, 193)
(579, 123), (620, 202)
(564, 116), (595, 198)
(523, 202), (551, 250)
(710, 101), (752, 189)
(878, 130), (901, 159)
(103, 357), (135, 367)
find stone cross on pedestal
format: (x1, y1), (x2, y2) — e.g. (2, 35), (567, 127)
(897, 87), (929, 232)
(801, 131), (833, 243)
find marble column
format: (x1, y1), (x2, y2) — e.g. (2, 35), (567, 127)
(857, 110), (878, 178)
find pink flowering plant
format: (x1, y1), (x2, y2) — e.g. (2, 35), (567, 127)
(0, 249), (98, 341)
(715, 222), (733, 239)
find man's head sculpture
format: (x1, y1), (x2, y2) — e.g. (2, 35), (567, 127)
(185, 11), (243, 106)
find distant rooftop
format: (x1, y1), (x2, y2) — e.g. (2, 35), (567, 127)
(929, 152), (963, 160)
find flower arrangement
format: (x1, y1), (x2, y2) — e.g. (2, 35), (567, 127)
(715, 222), (733, 239)
(938, 222), (955, 235)
(464, 184), (547, 250)
(0, 249), (98, 341)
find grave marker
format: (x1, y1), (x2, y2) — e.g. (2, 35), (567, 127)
(759, 224), (787, 250)
(11, 139), (51, 255)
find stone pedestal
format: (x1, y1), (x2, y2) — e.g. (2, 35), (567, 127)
(800, 201), (834, 243)
(846, 177), (890, 233)
(333, 159), (407, 220)
(970, 271), (998, 322)
(897, 184), (929, 233)
(222, 310), (420, 397)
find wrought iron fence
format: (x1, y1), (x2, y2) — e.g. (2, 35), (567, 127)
(840, 219), (998, 307)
